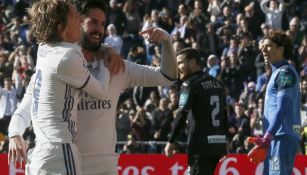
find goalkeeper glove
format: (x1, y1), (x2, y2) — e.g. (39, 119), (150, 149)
(247, 132), (273, 164)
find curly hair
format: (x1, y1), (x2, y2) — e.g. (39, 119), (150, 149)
(265, 29), (293, 59)
(27, 0), (71, 44)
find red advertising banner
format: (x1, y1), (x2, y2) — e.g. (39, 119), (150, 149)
(1, 154), (307, 175)
(118, 154), (188, 175)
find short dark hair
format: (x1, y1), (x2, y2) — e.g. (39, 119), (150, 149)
(264, 29), (293, 59)
(176, 48), (202, 66)
(73, 0), (108, 15)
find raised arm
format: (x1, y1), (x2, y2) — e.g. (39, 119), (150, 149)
(260, 0), (270, 13)
(140, 27), (177, 80)
(124, 28), (177, 88)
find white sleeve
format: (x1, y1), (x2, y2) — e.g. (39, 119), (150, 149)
(8, 74), (35, 138)
(124, 61), (173, 88)
(57, 49), (110, 99)
(160, 36), (178, 81)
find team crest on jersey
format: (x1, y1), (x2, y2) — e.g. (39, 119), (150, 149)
(278, 70), (295, 89)
(179, 93), (188, 107)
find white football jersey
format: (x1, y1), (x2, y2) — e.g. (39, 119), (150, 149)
(77, 38), (176, 174)
(31, 42), (110, 143)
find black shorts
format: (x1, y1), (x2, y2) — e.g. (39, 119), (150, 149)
(189, 154), (221, 175)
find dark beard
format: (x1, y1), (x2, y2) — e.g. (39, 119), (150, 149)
(80, 31), (101, 52)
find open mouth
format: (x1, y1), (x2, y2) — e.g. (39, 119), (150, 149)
(90, 33), (101, 42)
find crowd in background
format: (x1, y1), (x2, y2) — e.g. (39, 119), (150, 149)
(0, 0), (307, 155)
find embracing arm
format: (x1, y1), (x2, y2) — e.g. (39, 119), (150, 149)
(57, 48), (110, 99)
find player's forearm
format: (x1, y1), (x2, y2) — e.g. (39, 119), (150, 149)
(82, 70), (110, 99)
(8, 93), (32, 138)
(160, 37), (177, 81)
(125, 61), (174, 88)
(168, 110), (187, 143)
(267, 94), (292, 135)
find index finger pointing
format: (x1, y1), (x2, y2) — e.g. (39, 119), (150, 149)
(139, 27), (154, 35)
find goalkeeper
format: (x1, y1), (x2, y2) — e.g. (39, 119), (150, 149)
(247, 30), (301, 175)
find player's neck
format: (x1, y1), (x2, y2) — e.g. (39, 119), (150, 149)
(82, 48), (95, 62)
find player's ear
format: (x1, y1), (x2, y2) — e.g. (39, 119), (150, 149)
(189, 59), (198, 68)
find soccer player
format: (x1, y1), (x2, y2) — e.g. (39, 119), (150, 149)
(247, 30), (301, 175)
(8, 1), (178, 175)
(164, 48), (227, 175)
(8, 0), (112, 174)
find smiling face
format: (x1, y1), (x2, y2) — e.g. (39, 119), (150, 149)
(261, 38), (284, 64)
(80, 8), (106, 51)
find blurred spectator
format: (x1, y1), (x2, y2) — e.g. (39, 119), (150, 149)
(0, 77), (17, 135)
(216, 5), (234, 27)
(174, 3), (188, 25)
(301, 78), (307, 125)
(260, 0), (285, 29)
(171, 15), (189, 39)
(250, 97), (264, 137)
(0, 32), (14, 52)
(141, 9), (160, 58)
(151, 98), (172, 141)
(238, 34), (257, 81)
(133, 86), (158, 109)
(0, 51), (13, 86)
(167, 90), (179, 111)
(207, 0), (221, 17)
(222, 35), (239, 58)
(205, 54), (221, 78)
(200, 22), (220, 57)
(131, 107), (152, 141)
(144, 90), (160, 109)
(104, 24), (123, 54)
(229, 102), (251, 153)
(239, 81), (257, 108)
(298, 34), (307, 68)
(223, 51), (246, 100)
(108, 0), (127, 36)
(122, 0), (142, 35)
(302, 124), (307, 155)
(127, 45), (146, 65)
(158, 7), (174, 33)
(188, 0), (208, 37)
(244, 3), (263, 39)
(257, 23), (271, 42)
(116, 110), (132, 141)
(172, 38), (187, 53)
(121, 134), (140, 153)
(286, 16), (304, 49)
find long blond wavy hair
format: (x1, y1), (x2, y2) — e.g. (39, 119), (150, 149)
(27, 0), (71, 44)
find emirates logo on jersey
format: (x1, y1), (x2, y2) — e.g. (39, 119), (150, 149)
(78, 91), (111, 110)
(77, 98), (111, 110)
